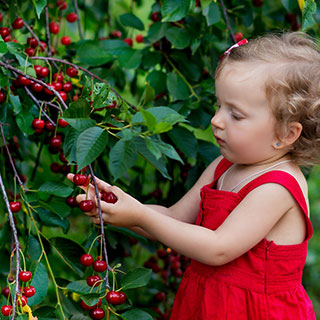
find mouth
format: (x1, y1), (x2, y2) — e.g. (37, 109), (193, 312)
(214, 135), (225, 145)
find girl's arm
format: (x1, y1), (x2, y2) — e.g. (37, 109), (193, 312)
(95, 182), (298, 266)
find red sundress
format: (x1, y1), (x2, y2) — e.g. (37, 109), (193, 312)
(170, 158), (316, 320)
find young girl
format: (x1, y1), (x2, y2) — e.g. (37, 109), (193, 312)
(68, 32), (320, 319)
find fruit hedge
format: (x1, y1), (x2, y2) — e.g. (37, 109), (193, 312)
(0, 0), (319, 319)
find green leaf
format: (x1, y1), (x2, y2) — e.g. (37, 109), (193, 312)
(76, 127), (109, 170)
(28, 235), (42, 261)
(77, 40), (114, 66)
(16, 110), (34, 136)
(9, 94), (22, 114)
(161, 0), (192, 22)
(146, 70), (167, 95)
(120, 13), (144, 30)
(166, 27), (191, 49)
(121, 267), (152, 290)
(32, 0), (47, 18)
(40, 201), (72, 219)
(63, 99), (91, 118)
(67, 280), (100, 294)
(109, 139), (137, 180)
(167, 72), (190, 101)
(157, 140), (183, 163)
(121, 309), (153, 320)
(37, 208), (70, 232)
(0, 39), (8, 55)
(140, 109), (157, 131)
(63, 127), (80, 163)
(145, 137), (162, 160)
(280, 0), (299, 11)
(142, 51), (162, 69)
(118, 48), (143, 69)
(28, 262), (49, 306)
(50, 237), (85, 275)
(80, 293), (101, 306)
(39, 181), (73, 197)
(146, 22), (169, 42)
(302, 0), (317, 30)
(100, 40), (128, 55)
(202, 1), (221, 26)
(63, 118), (96, 131)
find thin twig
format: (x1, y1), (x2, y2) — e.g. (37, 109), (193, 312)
(31, 142), (44, 182)
(73, 0), (83, 39)
(31, 56), (137, 111)
(0, 59), (68, 110)
(88, 165), (110, 289)
(220, 0), (236, 43)
(45, 6), (53, 57)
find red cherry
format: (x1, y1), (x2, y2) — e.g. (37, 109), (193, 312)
(62, 81), (72, 92)
(23, 286), (36, 298)
(50, 162), (61, 173)
(44, 84), (55, 95)
(0, 13), (2, 23)
(59, 91), (67, 102)
(19, 271), (32, 282)
(18, 295), (28, 306)
(66, 196), (77, 208)
(80, 298), (102, 311)
(2, 287), (10, 298)
(18, 75), (30, 86)
(0, 27), (10, 38)
(123, 38), (133, 47)
(73, 173), (88, 186)
(110, 30), (122, 39)
(80, 253), (93, 266)
(50, 135), (62, 148)
(12, 17), (24, 29)
(58, 118), (69, 128)
(154, 291), (166, 302)
(53, 73), (64, 82)
(34, 65), (42, 76)
(32, 118), (45, 129)
(101, 191), (117, 204)
(25, 47), (35, 57)
(79, 200), (95, 212)
(40, 67), (49, 78)
(66, 12), (78, 23)
(66, 67), (78, 77)
(45, 121), (55, 131)
(9, 201), (21, 213)
(135, 34), (144, 43)
(31, 82), (43, 93)
(3, 35), (11, 42)
(57, 0), (67, 10)
(61, 36), (71, 45)
(0, 91), (5, 103)
(90, 308), (105, 320)
(93, 260), (107, 273)
(1, 305), (12, 316)
(52, 81), (62, 91)
(28, 37), (38, 48)
(39, 41), (47, 52)
(150, 12), (161, 22)
(86, 275), (101, 287)
(106, 291), (124, 305)
(119, 291), (126, 304)
(49, 21), (60, 34)
(59, 152), (68, 163)
(252, 0), (263, 6)
(234, 32), (243, 42)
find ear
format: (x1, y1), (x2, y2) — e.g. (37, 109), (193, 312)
(274, 122), (302, 149)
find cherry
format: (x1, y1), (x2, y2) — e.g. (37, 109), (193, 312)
(155, 291), (166, 302)
(150, 12), (161, 22)
(52, 81), (62, 91)
(0, 27), (10, 38)
(39, 67), (49, 78)
(79, 200), (95, 212)
(0, 91), (5, 103)
(1, 305), (12, 316)
(44, 84), (55, 95)
(58, 118), (69, 128)
(25, 47), (35, 57)
(80, 298), (102, 311)
(23, 286), (36, 297)
(57, 0), (67, 10)
(66, 196), (77, 208)
(50, 162), (61, 173)
(34, 65), (42, 76)
(66, 67), (78, 77)
(59, 152), (68, 163)
(135, 34), (144, 43)
(101, 191), (117, 204)
(12, 17), (24, 29)
(18, 75), (30, 86)
(66, 12), (78, 23)
(73, 173), (88, 186)
(80, 253), (94, 266)
(93, 259), (107, 272)
(32, 118), (45, 129)
(90, 308), (105, 320)
(0, 13), (2, 23)
(123, 38), (133, 47)
(45, 121), (55, 131)
(2, 287), (10, 298)
(19, 270), (32, 282)
(28, 37), (38, 48)
(61, 36), (71, 45)
(106, 291), (126, 305)
(31, 82), (43, 92)
(252, 0), (263, 6)
(17, 295), (28, 306)
(9, 201), (21, 213)
(50, 135), (62, 148)
(59, 91), (67, 102)
(86, 274), (101, 287)
(3, 35), (11, 42)
(234, 32), (243, 42)
(39, 41), (47, 52)
(53, 73), (64, 82)
(110, 30), (122, 39)
(49, 21), (60, 34)
(62, 81), (72, 92)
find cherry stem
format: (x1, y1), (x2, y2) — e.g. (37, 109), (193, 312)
(220, 0), (236, 44)
(0, 173), (20, 320)
(0, 59), (68, 110)
(73, 0), (83, 39)
(30, 56), (137, 111)
(88, 164), (110, 289)
(30, 142), (44, 182)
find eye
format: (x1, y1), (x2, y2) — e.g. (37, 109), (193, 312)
(231, 113), (243, 120)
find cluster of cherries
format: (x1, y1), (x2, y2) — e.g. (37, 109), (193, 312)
(80, 253), (126, 319)
(108, 29), (144, 47)
(1, 270), (35, 317)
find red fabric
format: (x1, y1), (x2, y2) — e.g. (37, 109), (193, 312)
(170, 158), (315, 320)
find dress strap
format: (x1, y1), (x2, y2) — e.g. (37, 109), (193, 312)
(213, 158), (233, 181)
(238, 171), (313, 240)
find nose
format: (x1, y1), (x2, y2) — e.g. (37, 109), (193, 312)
(211, 109), (224, 130)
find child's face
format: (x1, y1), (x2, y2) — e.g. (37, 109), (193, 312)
(212, 62), (279, 164)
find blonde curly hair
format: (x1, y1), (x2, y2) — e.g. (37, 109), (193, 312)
(215, 32), (320, 166)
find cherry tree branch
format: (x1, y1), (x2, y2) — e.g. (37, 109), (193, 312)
(220, 0), (236, 43)
(45, 6), (53, 57)
(74, 0), (84, 40)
